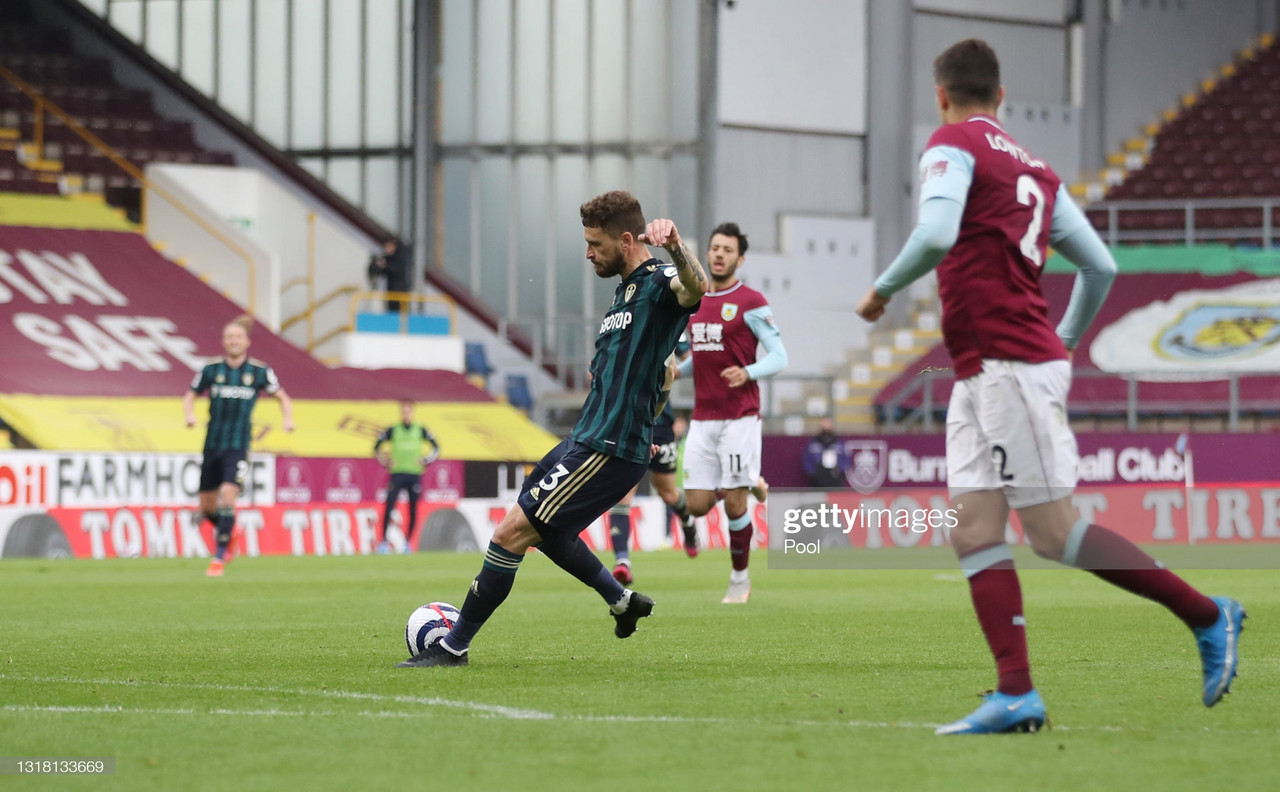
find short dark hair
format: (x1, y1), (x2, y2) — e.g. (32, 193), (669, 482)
(580, 191), (645, 239)
(933, 39), (1000, 108)
(708, 222), (748, 256)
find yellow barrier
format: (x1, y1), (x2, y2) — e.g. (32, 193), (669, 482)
(0, 396), (559, 460)
(0, 192), (135, 231)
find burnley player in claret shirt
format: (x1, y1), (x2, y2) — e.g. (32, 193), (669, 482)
(857, 38), (1244, 735)
(674, 221), (788, 604)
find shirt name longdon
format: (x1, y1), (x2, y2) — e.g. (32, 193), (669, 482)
(599, 311), (634, 335)
(983, 132), (1045, 170)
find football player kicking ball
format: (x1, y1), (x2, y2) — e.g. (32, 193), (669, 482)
(857, 39), (1245, 734)
(397, 191), (704, 667)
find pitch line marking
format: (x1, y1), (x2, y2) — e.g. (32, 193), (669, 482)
(0, 672), (553, 721)
(4, 673), (1262, 734)
(2, 701), (933, 731)
(3, 672), (929, 728)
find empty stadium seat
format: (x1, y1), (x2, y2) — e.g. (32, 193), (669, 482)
(1099, 36), (1280, 244)
(0, 23), (236, 209)
(505, 374), (534, 412)
(465, 342), (493, 375)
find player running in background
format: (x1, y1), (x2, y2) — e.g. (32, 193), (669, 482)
(374, 400), (441, 554)
(183, 315), (294, 577)
(397, 190), (705, 667)
(674, 222), (788, 604)
(856, 39), (1245, 734)
(608, 333), (691, 584)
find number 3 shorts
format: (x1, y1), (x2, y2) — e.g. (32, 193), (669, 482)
(517, 439), (647, 537)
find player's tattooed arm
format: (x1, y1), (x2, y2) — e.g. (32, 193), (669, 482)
(669, 241), (708, 303)
(641, 218), (706, 307)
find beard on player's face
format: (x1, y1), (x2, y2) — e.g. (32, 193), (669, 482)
(710, 257), (739, 286)
(589, 241), (626, 278)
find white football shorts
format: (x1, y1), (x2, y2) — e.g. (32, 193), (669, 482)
(682, 415), (762, 491)
(946, 359), (1078, 509)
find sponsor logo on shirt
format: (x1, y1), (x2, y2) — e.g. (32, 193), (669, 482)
(211, 384), (257, 399)
(690, 321), (724, 351)
(920, 159), (948, 184)
(599, 310), (634, 335)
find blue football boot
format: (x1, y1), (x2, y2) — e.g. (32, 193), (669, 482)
(1194, 596), (1246, 707)
(935, 690), (1046, 735)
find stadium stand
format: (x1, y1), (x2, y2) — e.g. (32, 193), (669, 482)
(0, 2), (234, 215)
(0, 211), (558, 459)
(1084, 33), (1280, 243)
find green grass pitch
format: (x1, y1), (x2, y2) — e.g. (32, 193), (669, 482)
(1, 550), (1275, 791)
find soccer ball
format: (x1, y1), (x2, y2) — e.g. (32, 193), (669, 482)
(404, 601), (460, 655)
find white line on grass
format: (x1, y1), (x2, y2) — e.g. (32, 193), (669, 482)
(2, 700), (925, 731)
(0, 672), (553, 720)
(5, 672), (1257, 735)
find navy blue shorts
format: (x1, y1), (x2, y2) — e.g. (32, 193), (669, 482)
(518, 439), (647, 537)
(385, 472), (422, 502)
(649, 421), (678, 475)
(199, 449), (248, 492)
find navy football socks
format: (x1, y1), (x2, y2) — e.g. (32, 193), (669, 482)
(444, 542), (524, 653)
(539, 533), (626, 606)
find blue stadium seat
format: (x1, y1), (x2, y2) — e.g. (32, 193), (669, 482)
(506, 374), (533, 411)
(464, 342), (494, 376)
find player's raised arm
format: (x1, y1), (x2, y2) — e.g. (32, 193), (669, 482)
(640, 218), (707, 307)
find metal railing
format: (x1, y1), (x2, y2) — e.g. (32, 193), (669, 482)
(1089, 197), (1279, 247)
(348, 291), (457, 330)
(0, 61), (261, 313)
(280, 284), (359, 340)
(882, 368), (1277, 432)
(278, 290), (459, 354)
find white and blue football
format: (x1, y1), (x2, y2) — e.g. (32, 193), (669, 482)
(405, 602), (460, 655)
